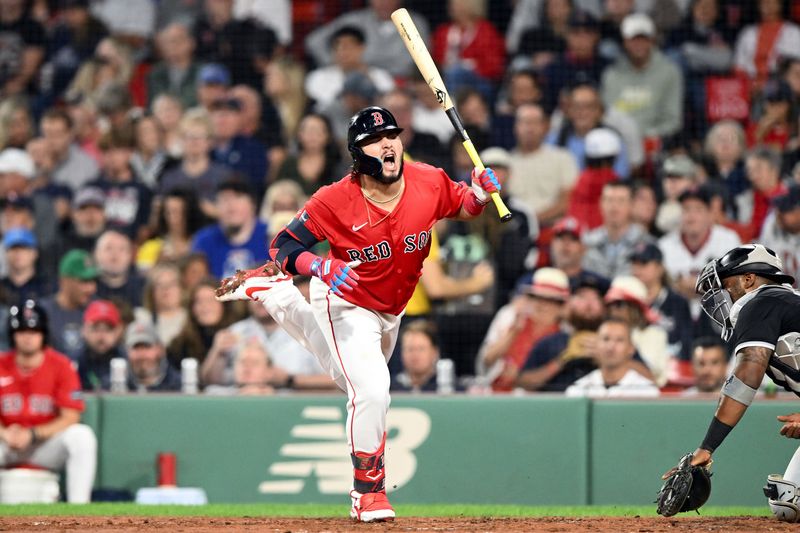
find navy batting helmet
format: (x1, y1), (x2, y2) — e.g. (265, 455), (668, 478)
(347, 106), (403, 178)
(8, 299), (49, 345)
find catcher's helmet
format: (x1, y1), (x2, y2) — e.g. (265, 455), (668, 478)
(695, 244), (794, 340)
(8, 299), (48, 345)
(347, 106), (403, 178)
(714, 244), (793, 285)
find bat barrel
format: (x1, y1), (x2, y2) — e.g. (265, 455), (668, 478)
(392, 7), (512, 223)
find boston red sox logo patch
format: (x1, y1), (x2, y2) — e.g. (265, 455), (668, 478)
(372, 111), (384, 126)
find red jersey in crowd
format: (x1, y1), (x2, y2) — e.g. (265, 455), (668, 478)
(746, 121), (791, 151)
(432, 19), (506, 81)
(747, 183), (788, 241)
(567, 167), (619, 230)
(493, 319), (561, 392)
(0, 348), (84, 428)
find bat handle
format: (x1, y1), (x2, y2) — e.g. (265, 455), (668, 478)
(462, 140), (513, 222)
(491, 192), (513, 222)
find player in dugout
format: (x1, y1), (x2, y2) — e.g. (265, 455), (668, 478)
(215, 105), (500, 522)
(0, 300), (97, 502)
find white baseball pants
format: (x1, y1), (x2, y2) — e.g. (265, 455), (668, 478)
(0, 423), (97, 503)
(783, 446), (800, 482)
(257, 278), (401, 455)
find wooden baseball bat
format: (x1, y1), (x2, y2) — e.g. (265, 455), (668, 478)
(391, 8), (513, 222)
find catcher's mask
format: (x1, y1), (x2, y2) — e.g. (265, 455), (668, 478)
(347, 106), (403, 180)
(696, 244), (794, 341)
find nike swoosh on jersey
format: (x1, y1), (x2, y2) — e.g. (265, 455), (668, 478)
(352, 222), (368, 231)
(0, 377), (14, 387)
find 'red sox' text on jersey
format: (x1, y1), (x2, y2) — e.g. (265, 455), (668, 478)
(0, 348), (84, 428)
(297, 161), (468, 315)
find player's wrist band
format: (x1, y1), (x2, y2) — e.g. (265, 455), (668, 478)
(295, 251), (323, 278)
(463, 190), (488, 216)
(470, 180), (490, 204)
(700, 416), (733, 453)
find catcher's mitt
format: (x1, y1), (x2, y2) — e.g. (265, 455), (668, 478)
(656, 453), (712, 517)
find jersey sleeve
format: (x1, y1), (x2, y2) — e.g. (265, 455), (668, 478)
(297, 195), (334, 242)
(435, 168), (469, 220)
(730, 296), (784, 355)
(55, 357), (85, 412)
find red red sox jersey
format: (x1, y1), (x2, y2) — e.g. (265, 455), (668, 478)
(301, 162), (468, 315)
(0, 348), (84, 428)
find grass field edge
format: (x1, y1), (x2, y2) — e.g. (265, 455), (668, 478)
(0, 503), (772, 518)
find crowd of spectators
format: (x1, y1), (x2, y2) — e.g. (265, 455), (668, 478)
(3, 0), (800, 397)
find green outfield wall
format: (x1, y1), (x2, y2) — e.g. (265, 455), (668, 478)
(80, 395), (800, 506)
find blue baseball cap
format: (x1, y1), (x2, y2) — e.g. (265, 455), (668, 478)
(773, 185), (800, 213)
(570, 271), (610, 296)
(198, 63), (231, 86)
(3, 227), (37, 248)
(2, 193), (34, 212)
(629, 242), (663, 263)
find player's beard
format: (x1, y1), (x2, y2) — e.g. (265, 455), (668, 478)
(374, 158), (404, 185)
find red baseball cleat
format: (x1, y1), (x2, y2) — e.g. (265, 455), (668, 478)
(350, 490), (395, 522)
(215, 261), (292, 302)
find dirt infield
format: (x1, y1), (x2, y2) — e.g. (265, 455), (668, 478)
(0, 515), (780, 532)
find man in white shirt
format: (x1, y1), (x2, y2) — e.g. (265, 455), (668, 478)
(304, 0), (429, 78)
(202, 299), (336, 389)
(305, 26), (395, 111)
(508, 103), (578, 226)
(566, 318), (660, 398)
(658, 186), (741, 303)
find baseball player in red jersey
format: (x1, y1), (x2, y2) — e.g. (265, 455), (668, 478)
(0, 300), (97, 502)
(216, 106), (499, 522)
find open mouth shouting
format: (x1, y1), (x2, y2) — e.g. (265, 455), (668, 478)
(382, 152), (398, 173)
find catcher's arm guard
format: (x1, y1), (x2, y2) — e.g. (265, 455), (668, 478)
(656, 453), (713, 517)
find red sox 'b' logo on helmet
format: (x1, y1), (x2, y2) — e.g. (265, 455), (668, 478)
(372, 111), (384, 126)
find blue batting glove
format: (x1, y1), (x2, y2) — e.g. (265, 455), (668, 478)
(311, 258), (360, 296)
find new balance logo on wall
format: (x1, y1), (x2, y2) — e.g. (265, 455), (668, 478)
(259, 406), (431, 495)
